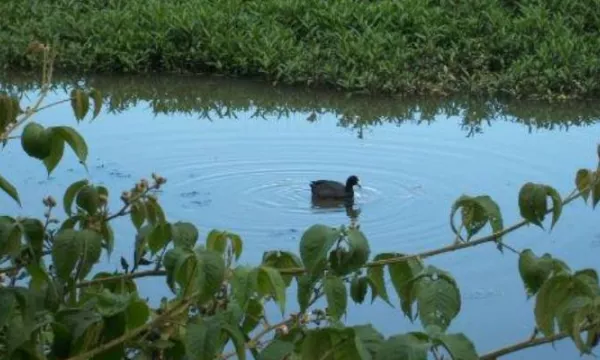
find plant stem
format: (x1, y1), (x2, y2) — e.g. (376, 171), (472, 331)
(77, 269), (166, 288)
(480, 325), (594, 359)
(65, 292), (196, 360)
(278, 186), (585, 275)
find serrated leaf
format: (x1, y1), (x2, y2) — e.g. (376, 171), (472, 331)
(241, 298), (263, 334)
(297, 274), (316, 313)
(148, 223), (172, 255)
(21, 122), (52, 159)
(231, 265), (255, 309)
(52, 126), (88, 164)
(324, 274), (347, 320)
(196, 249), (226, 304)
(414, 267), (460, 332)
(145, 199), (166, 225)
(89, 89), (103, 119)
(125, 298), (149, 330)
(375, 334), (430, 360)
(172, 222), (198, 249)
(0, 173), (20, 206)
(185, 317), (222, 360)
(76, 184), (99, 215)
(257, 265), (286, 315)
(519, 182), (553, 228)
(353, 324), (385, 358)
(221, 323), (246, 360)
(593, 170), (600, 208)
(367, 254), (394, 307)
(76, 229), (103, 279)
(301, 327), (364, 360)
(262, 250), (302, 286)
(350, 276), (369, 304)
(259, 339), (294, 360)
(21, 218), (44, 257)
(436, 333), (478, 360)
(101, 221), (115, 256)
(575, 169), (593, 203)
(0, 289), (16, 328)
(130, 201), (146, 230)
(71, 89), (90, 121)
(42, 133), (65, 175)
(450, 195), (503, 241)
(346, 228), (371, 270)
(518, 249), (555, 297)
(544, 185), (562, 229)
(63, 179), (88, 216)
(534, 274), (573, 336)
(51, 229), (82, 281)
(388, 256), (424, 320)
(0, 222), (22, 258)
(299, 224), (341, 275)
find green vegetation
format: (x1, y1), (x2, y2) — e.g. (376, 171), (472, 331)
(2, 45), (600, 360)
(3, 0), (600, 98)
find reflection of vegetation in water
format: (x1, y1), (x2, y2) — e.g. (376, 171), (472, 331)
(2, 74), (600, 138)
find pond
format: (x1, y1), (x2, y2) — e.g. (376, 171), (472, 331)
(2, 74), (600, 359)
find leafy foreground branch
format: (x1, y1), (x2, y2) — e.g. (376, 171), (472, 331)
(2, 44), (600, 360)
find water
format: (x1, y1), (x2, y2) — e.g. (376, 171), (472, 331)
(2, 74), (600, 359)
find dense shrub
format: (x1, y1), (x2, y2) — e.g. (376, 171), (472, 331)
(2, 0), (600, 98)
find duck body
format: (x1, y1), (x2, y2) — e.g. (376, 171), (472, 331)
(310, 175), (360, 200)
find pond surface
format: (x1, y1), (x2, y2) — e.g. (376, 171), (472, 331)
(2, 74), (600, 359)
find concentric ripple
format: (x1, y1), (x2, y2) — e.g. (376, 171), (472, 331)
(75, 109), (591, 257)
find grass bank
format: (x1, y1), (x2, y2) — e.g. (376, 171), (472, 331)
(2, 0), (600, 99)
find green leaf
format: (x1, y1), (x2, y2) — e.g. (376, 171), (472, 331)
(388, 256), (424, 320)
(259, 339), (294, 360)
(89, 89), (103, 119)
(0, 173), (21, 206)
(130, 201), (146, 230)
(172, 222), (198, 249)
(185, 317), (222, 360)
(21, 122), (52, 159)
(575, 169), (593, 203)
(353, 324), (385, 358)
(241, 298), (263, 334)
(196, 249), (226, 303)
(367, 254), (394, 307)
(231, 265), (255, 309)
(76, 229), (103, 280)
(545, 186), (563, 229)
(21, 218), (44, 257)
(52, 126), (88, 164)
(257, 265), (287, 315)
(593, 170), (600, 208)
(0, 221), (22, 257)
(221, 323), (246, 360)
(145, 199), (166, 225)
(76, 184), (100, 215)
(414, 267), (461, 332)
(350, 276), (369, 304)
(375, 334), (430, 360)
(262, 250), (303, 286)
(518, 183), (561, 229)
(0, 289), (16, 328)
(299, 224), (341, 275)
(42, 133), (65, 175)
(206, 229), (243, 261)
(346, 228), (371, 270)
(63, 179), (88, 216)
(125, 298), (150, 330)
(534, 274), (573, 336)
(163, 247), (192, 293)
(297, 274), (317, 313)
(450, 195), (503, 240)
(71, 88), (90, 121)
(51, 229), (82, 281)
(101, 221), (115, 256)
(518, 249), (555, 297)
(324, 274), (347, 320)
(436, 333), (478, 360)
(148, 223), (172, 255)
(301, 327), (365, 360)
